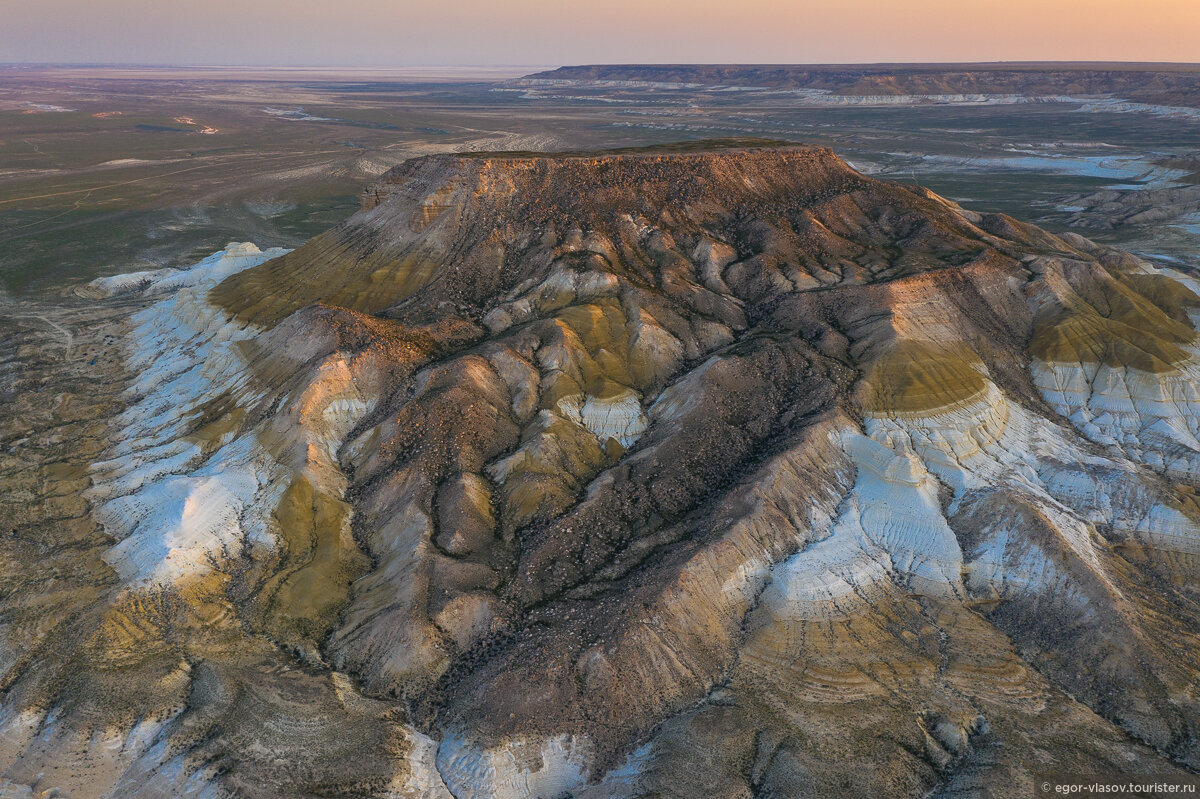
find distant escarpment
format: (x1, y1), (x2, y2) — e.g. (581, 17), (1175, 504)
(517, 62), (1200, 107)
(5, 142), (1200, 798)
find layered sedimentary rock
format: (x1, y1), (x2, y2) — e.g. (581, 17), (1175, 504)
(3, 143), (1200, 797)
(1060, 183), (1200, 231)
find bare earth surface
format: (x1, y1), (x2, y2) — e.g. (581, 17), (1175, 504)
(1, 65), (1200, 798)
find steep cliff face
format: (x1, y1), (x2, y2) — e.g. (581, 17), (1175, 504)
(5, 143), (1200, 798)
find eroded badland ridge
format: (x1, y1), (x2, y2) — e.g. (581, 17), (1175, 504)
(2, 142), (1200, 797)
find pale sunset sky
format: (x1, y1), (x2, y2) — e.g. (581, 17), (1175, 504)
(1, 0), (1197, 66)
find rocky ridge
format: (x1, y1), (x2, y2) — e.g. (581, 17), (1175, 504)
(1, 143), (1199, 797)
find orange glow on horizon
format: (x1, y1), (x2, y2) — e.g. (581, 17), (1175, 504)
(1, 0), (1197, 66)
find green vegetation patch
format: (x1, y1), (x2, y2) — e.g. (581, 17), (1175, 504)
(1030, 272), (1200, 372)
(253, 476), (370, 647)
(210, 228), (446, 326)
(863, 340), (988, 414)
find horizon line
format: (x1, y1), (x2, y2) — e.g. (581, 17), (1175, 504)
(5, 60), (1200, 70)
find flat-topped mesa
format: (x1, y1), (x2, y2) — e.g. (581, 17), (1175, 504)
(212, 140), (1068, 329)
(357, 143), (861, 214)
(17, 137), (1200, 797)
(515, 63), (1200, 103)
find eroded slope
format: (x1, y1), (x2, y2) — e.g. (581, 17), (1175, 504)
(4, 144), (1200, 798)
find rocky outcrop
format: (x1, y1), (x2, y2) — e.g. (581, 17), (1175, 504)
(1060, 183), (1200, 230)
(4, 143), (1200, 797)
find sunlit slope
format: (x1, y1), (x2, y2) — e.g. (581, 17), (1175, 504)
(5, 142), (1200, 798)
